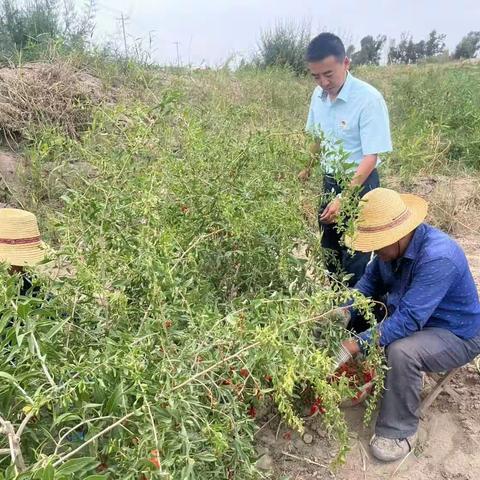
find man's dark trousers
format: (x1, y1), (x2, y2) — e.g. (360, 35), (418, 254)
(318, 169), (380, 287)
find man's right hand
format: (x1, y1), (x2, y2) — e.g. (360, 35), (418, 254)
(309, 142), (321, 154)
(319, 196), (341, 224)
(297, 167), (311, 182)
(324, 307), (351, 326)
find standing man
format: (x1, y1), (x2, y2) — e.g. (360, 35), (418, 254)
(304, 32), (392, 286)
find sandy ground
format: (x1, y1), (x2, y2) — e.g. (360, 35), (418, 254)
(256, 360), (480, 480)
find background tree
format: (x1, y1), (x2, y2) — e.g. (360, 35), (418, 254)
(424, 30), (446, 57)
(350, 35), (386, 66)
(388, 30), (446, 64)
(0, 0), (95, 62)
(254, 21), (310, 75)
(454, 31), (480, 59)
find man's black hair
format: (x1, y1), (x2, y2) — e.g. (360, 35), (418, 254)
(305, 33), (346, 62)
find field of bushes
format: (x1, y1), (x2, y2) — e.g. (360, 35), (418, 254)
(0, 54), (478, 479)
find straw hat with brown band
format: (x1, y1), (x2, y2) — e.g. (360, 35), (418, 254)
(0, 208), (46, 266)
(345, 188), (428, 253)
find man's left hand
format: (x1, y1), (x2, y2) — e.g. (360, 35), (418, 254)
(342, 339), (360, 356)
(332, 339), (361, 371)
(319, 197), (341, 224)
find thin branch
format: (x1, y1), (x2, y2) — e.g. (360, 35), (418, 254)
(171, 341), (261, 392)
(0, 416), (26, 473)
(52, 412), (135, 467)
(31, 332), (57, 390)
(53, 415), (116, 456)
(16, 410), (36, 438)
(281, 451), (329, 469)
(168, 229), (224, 274)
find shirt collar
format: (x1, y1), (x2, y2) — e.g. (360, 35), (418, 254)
(402, 223), (427, 261)
(319, 71), (354, 103)
(336, 71), (354, 102)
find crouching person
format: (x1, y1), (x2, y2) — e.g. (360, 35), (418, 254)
(335, 188), (480, 462)
(0, 208), (46, 292)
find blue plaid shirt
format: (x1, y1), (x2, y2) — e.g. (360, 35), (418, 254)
(355, 223), (480, 347)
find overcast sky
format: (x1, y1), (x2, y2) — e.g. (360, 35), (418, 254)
(93, 0), (480, 66)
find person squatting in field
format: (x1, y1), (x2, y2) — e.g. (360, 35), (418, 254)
(0, 208), (45, 294)
(331, 188), (480, 462)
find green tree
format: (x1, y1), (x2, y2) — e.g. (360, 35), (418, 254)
(350, 35), (386, 66)
(424, 30), (446, 57)
(0, 0), (95, 61)
(388, 30), (446, 64)
(254, 21), (310, 75)
(454, 31), (480, 59)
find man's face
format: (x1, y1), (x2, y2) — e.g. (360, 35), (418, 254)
(375, 243), (400, 263)
(308, 55), (349, 95)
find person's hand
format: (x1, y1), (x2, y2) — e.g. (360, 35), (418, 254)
(309, 142), (321, 154)
(341, 339), (360, 356)
(319, 196), (341, 224)
(325, 307), (351, 326)
(332, 339), (360, 371)
(297, 167), (311, 182)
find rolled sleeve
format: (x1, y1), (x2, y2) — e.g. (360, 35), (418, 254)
(359, 97), (392, 156)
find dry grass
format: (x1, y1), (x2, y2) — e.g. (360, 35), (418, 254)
(386, 175), (480, 236)
(0, 61), (106, 139)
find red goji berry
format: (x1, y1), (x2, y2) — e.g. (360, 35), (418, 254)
(283, 431), (292, 440)
(247, 405), (256, 418)
(96, 463), (108, 472)
(354, 391), (363, 401)
(148, 450), (161, 469)
(239, 368), (249, 378)
(364, 372), (373, 383)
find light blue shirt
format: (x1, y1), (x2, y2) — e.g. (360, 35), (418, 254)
(306, 72), (392, 172)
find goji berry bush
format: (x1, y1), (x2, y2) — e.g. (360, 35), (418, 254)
(0, 68), (383, 479)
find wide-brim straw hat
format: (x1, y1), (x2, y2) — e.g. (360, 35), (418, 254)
(345, 188), (428, 252)
(0, 208), (46, 266)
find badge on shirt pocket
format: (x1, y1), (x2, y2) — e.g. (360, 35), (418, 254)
(339, 120), (348, 129)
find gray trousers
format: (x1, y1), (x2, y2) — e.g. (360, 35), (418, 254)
(375, 327), (480, 439)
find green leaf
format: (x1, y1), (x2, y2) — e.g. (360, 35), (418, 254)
(0, 371), (17, 383)
(45, 316), (71, 339)
(56, 457), (98, 475)
(84, 476), (109, 480)
(38, 464), (54, 480)
(0, 312), (13, 336)
(53, 412), (83, 427)
(104, 381), (124, 414)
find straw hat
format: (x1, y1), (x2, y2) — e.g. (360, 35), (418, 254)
(0, 208), (45, 266)
(345, 188), (428, 252)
